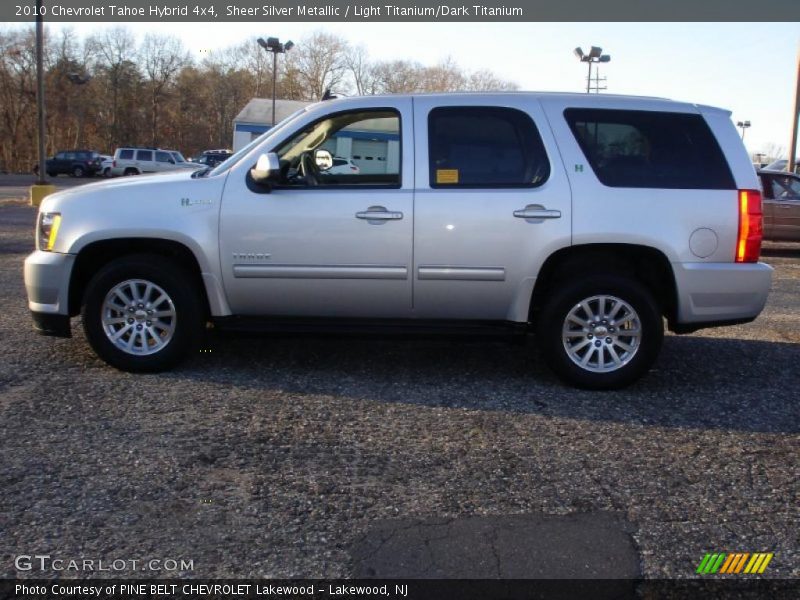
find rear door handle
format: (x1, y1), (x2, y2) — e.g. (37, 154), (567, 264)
(514, 204), (561, 220)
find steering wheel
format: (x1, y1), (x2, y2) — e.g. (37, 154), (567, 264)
(300, 151), (320, 186)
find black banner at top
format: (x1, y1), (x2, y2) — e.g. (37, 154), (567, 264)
(2, 0), (800, 22)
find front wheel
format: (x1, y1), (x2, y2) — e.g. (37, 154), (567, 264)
(71, 165), (85, 177)
(537, 275), (663, 390)
(82, 255), (203, 372)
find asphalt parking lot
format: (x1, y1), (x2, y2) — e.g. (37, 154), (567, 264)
(0, 183), (798, 580)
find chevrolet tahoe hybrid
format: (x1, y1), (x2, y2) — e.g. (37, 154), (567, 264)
(24, 93), (772, 389)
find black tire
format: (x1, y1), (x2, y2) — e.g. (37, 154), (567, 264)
(103, 167), (111, 178)
(82, 255), (204, 372)
(536, 274), (663, 390)
(71, 165), (85, 177)
(46, 171), (57, 178)
(123, 168), (138, 176)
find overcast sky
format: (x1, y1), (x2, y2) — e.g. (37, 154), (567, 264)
(36, 21), (800, 156)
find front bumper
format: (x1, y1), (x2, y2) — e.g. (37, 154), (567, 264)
(24, 250), (76, 337)
(672, 261), (773, 331)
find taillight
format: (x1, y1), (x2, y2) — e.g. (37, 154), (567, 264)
(112, 160), (116, 167)
(736, 189), (762, 263)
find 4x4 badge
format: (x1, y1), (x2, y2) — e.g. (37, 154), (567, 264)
(575, 164), (584, 172)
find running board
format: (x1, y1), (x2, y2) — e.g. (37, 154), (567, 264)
(211, 316), (530, 339)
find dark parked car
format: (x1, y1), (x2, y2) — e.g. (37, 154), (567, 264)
(191, 149), (232, 168)
(46, 150), (102, 178)
(758, 169), (800, 241)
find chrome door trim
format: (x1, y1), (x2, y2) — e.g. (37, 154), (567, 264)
(417, 266), (506, 281)
(233, 264), (408, 279)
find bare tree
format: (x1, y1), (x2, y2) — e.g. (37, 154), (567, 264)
(761, 143), (786, 162)
(86, 27), (138, 147)
(291, 31), (350, 100)
(140, 33), (188, 146)
(345, 44), (379, 95)
(372, 59), (424, 94)
(465, 69), (519, 91)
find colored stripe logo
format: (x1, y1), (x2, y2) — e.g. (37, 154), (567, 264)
(696, 552), (773, 574)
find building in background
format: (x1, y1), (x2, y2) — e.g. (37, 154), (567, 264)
(232, 99), (310, 151)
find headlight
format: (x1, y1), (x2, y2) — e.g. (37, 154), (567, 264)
(38, 212), (61, 251)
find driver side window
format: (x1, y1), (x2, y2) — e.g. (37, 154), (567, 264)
(275, 109), (401, 187)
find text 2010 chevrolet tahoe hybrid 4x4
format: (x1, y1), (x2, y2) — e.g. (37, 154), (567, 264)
(24, 93), (772, 389)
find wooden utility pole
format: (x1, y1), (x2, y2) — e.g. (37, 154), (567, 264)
(789, 44), (800, 173)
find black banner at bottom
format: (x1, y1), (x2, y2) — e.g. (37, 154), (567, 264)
(3, 579), (800, 600)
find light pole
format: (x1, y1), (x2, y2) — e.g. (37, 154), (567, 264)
(737, 120), (751, 141)
(257, 37), (294, 127)
(574, 46), (611, 93)
(30, 0), (55, 206)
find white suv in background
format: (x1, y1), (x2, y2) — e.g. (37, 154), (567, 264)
(110, 147), (202, 176)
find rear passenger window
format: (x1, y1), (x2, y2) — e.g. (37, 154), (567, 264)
(136, 150), (153, 161)
(428, 106), (550, 188)
(564, 108), (735, 189)
(119, 149), (134, 160)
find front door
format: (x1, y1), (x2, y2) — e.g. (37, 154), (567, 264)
(411, 97), (571, 321)
(219, 100), (414, 318)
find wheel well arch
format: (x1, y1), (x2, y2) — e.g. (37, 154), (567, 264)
(529, 243), (678, 326)
(68, 238), (210, 318)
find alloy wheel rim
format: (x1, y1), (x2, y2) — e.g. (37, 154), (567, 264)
(562, 294), (642, 373)
(101, 279), (176, 356)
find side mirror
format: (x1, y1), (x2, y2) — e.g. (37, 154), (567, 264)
(250, 152), (280, 184)
(314, 149), (333, 171)
(169, 158), (175, 164)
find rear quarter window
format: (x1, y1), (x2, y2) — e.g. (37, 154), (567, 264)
(564, 108), (735, 190)
(119, 149), (134, 160)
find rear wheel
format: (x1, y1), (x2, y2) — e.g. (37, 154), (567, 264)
(537, 275), (663, 389)
(82, 255), (203, 372)
(102, 167), (111, 178)
(124, 168), (138, 176)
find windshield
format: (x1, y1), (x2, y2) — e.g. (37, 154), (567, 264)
(207, 107), (310, 177)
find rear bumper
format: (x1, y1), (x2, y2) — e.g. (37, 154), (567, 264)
(24, 250), (75, 337)
(672, 261), (772, 331)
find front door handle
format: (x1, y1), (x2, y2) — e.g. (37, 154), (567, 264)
(356, 206), (404, 221)
(514, 204), (561, 220)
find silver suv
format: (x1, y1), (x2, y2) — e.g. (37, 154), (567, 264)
(24, 93), (772, 389)
(110, 147), (201, 176)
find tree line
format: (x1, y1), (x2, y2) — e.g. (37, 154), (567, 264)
(0, 27), (518, 173)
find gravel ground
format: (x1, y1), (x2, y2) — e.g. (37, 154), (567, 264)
(0, 203), (798, 579)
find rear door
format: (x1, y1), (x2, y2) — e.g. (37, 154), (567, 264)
(412, 96), (571, 321)
(135, 149), (155, 173)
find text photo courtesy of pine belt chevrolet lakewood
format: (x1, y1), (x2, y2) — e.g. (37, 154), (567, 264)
(24, 92), (772, 390)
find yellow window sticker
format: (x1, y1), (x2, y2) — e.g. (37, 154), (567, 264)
(436, 169), (459, 184)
